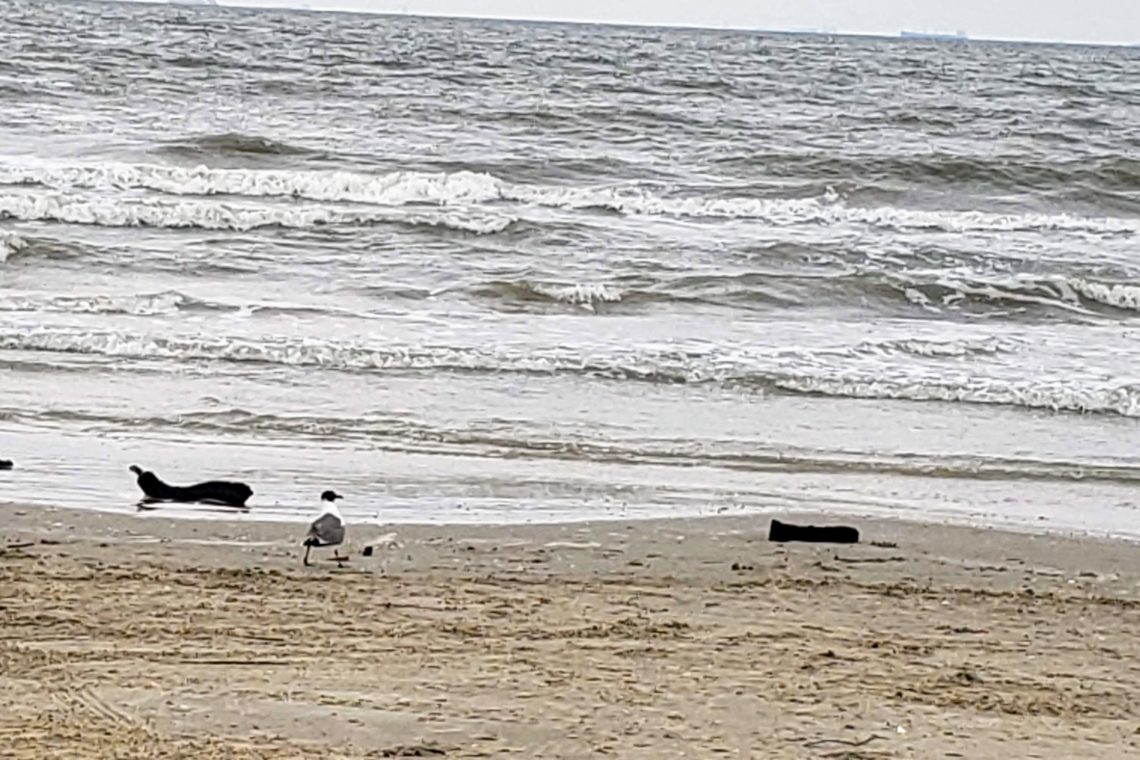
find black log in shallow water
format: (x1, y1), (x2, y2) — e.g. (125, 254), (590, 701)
(129, 465), (253, 508)
(768, 518), (859, 544)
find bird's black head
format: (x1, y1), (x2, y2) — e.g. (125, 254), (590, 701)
(321, 490), (343, 502)
(129, 465), (143, 476)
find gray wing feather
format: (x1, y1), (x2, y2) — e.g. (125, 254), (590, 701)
(306, 512), (345, 547)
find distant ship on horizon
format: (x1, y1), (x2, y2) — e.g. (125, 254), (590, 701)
(900, 30), (969, 41)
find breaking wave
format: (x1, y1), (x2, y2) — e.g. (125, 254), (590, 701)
(0, 230), (27, 262)
(1067, 278), (1140, 312)
(0, 291), (188, 316)
(477, 270), (1140, 319)
(852, 337), (1019, 358)
(477, 281), (630, 310)
(0, 162), (505, 206)
(2, 161), (1137, 235)
(3, 327), (1138, 417)
(0, 192), (514, 234)
(883, 270), (1140, 316)
(0, 291), (387, 318)
(770, 375), (1140, 418)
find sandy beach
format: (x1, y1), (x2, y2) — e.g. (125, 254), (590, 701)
(1, 506), (1138, 759)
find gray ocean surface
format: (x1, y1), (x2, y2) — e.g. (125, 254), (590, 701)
(2, 0), (1140, 534)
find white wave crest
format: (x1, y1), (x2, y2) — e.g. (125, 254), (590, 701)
(773, 375), (1140, 417)
(0, 291), (186, 316)
(0, 231), (28, 262)
(0, 192), (513, 234)
(0, 163), (504, 207)
(402, 210), (515, 235)
(531, 282), (626, 308)
(526, 189), (1138, 234)
(885, 269), (1140, 315)
(1067, 277), (1140, 312)
(0, 328), (598, 374)
(2, 160), (1136, 236)
(854, 337), (1019, 358)
(4, 327), (1139, 418)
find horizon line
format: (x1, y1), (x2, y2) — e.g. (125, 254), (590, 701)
(101, 0), (1140, 48)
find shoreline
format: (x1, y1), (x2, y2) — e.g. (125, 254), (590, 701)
(3, 503), (1140, 758)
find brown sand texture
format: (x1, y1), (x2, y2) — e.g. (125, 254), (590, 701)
(2, 506), (1139, 759)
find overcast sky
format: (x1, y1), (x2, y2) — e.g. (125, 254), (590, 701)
(214, 1), (1140, 44)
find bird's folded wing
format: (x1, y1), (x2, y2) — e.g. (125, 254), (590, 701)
(307, 512), (344, 544)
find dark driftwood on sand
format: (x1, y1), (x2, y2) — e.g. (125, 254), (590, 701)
(0, 460), (12, 470)
(769, 518), (859, 544)
(130, 465), (253, 508)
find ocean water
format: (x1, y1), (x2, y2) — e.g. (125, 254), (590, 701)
(2, 0), (1140, 535)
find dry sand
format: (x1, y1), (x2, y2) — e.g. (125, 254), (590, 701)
(1, 504), (1139, 759)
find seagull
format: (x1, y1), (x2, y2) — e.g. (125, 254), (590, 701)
(303, 490), (347, 567)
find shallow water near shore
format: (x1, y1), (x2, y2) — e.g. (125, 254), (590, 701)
(2, 1), (1140, 535)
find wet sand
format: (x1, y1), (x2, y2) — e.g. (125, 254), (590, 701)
(2, 505), (1139, 759)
